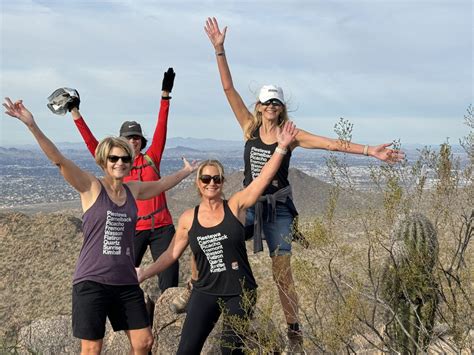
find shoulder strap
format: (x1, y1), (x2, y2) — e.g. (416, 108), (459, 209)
(189, 205), (200, 231)
(143, 154), (160, 178)
(193, 205), (200, 220)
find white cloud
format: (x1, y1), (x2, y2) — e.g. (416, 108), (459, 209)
(1, 0), (471, 146)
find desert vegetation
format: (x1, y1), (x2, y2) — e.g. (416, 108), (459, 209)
(222, 108), (473, 353)
(1, 108), (472, 353)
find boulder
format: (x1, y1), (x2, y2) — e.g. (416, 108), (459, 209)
(17, 315), (80, 354)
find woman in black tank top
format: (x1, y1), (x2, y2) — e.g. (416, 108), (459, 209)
(4, 98), (198, 355)
(204, 17), (406, 352)
(138, 122), (297, 354)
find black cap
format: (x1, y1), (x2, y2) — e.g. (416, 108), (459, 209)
(119, 121), (147, 150)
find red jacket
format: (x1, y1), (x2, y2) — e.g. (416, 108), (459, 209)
(74, 99), (173, 231)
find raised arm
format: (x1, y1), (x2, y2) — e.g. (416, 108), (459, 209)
(295, 129), (405, 162)
(127, 157), (198, 200)
(50, 90), (99, 156)
(137, 209), (192, 282)
(146, 68), (175, 165)
(70, 108), (99, 156)
(204, 17), (253, 130)
(230, 121), (298, 211)
(3, 98), (95, 194)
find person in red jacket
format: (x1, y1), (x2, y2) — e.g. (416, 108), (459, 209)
(68, 68), (179, 294)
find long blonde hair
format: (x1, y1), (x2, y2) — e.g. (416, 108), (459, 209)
(244, 102), (290, 140)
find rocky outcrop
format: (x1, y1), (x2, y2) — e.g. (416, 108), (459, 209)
(16, 287), (284, 354)
(17, 315), (80, 354)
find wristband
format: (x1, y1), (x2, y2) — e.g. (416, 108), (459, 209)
(161, 96), (171, 100)
(216, 51), (225, 56)
(275, 147), (287, 155)
(363, 145), (369, 156)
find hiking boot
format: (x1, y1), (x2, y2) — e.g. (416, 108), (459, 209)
(170, 281), (192, 314)
(282, 327), (305, 354)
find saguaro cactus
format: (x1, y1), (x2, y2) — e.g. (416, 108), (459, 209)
(381, 213), (439, 354)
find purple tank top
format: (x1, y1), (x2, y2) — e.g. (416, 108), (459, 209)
(73, 181), (138, 285)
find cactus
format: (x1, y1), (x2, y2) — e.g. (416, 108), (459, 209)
(381, 213), (439, 354)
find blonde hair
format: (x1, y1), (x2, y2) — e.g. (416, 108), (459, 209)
(244, 102), (290, 140)
(195, 160), (225, 197)
(95, 136), (135, 169)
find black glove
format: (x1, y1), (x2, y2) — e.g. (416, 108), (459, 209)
(161, 67), (175, 92)
(67, 94), (81, 112)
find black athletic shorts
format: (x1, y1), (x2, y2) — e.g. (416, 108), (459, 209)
(72, 280), (149, 340)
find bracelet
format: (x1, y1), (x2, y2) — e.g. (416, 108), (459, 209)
(363, 145), (369, 156)
(275, 147), (287, 155)
(216, 51), (225, 56)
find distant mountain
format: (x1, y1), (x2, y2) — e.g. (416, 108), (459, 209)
(165, 137), (243, 150)
(3, 139), (466, 157)
(166, 168), (371, 219)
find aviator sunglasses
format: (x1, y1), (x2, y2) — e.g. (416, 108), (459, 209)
(107, 155), (132, 164)
(199, 175), (224, 184)
(261, 99), (283, 107)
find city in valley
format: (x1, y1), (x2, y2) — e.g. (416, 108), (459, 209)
(0, 141), (468, 210)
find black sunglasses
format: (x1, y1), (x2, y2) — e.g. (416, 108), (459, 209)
(107, 155), (132, 164)
(261, 99), (283, 107)
(199, 175), (224, 184)
(125, 135), (142, 141)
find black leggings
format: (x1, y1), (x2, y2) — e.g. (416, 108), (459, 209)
(177, 290), (256, 355)
(134, 224), (179, 292)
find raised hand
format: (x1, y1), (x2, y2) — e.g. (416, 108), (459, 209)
(204, 17), (227, 49)
(276, 121), (298, 149)
(66, 94), (80, 112)
(3, 97), (34, 126)
(372, 143), (405, 163)
(181, 156), (200, 173)
(162, 67), (176, 93)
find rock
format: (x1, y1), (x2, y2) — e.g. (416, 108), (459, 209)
(17, 315), (80, 354)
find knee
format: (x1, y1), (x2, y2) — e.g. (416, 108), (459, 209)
(131, 334), (154, 352)
(80, 341), (102, 355)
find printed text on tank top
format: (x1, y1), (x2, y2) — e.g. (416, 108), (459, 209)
(253, 127), (278, 180)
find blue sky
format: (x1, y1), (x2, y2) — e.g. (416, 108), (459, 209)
(1, 0), (472, 146)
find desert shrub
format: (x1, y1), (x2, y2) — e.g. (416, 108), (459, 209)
(232, 106), (473, 353)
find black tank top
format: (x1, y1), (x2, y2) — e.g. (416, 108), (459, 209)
(188, 200), (257, 296)
(243, 127), (291, 195)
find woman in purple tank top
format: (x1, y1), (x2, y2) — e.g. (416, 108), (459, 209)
(3, 98), (198, 355)
(137, 121), (298, 354)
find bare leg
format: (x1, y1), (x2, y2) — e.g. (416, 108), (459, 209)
(126, 327), (153, 355)
(80, 339), (103, 355)
(271, 255), (299, 324)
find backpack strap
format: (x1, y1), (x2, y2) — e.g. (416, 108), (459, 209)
(143, 154), (160, 178)
(130, 154), (161, 180)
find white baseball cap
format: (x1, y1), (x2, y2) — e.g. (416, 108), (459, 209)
(258, 85), (285, 104)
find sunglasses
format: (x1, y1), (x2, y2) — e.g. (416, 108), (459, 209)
(261, 99), (283, 107)
(126, 135), (142, 141)
(107, 155), (132, 164)
(199, 175), (224, 184)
